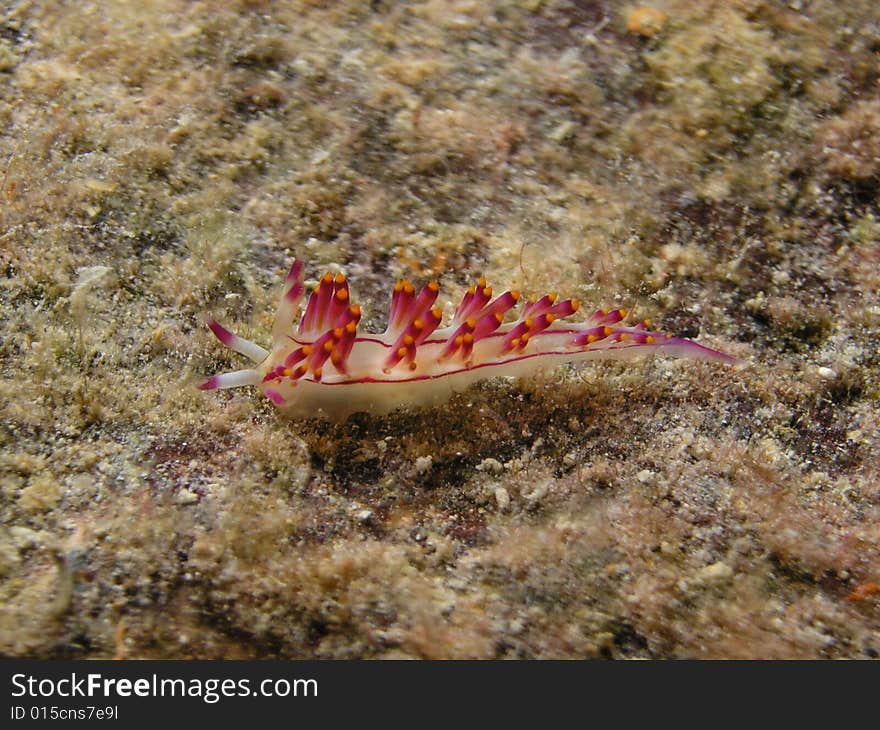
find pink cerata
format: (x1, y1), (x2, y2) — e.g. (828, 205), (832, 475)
(198, 258), (736, 420)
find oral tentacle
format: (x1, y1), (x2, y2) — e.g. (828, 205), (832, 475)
(205, 317), (268, 363)
(197, 368), (262, 390)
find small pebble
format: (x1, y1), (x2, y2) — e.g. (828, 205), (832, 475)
(354, 509), (374, 524)
(476, 457), (504, 475)
(636, 469), (655, 484)
(817, 366), (837, 380)
(176, 489), (199, 505)
(696, 561), (733, 584)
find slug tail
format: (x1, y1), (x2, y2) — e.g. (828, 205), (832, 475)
(652, 337), (738, 364)
(565, 316), (736, 364)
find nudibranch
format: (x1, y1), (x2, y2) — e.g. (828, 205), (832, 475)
(198, 258), (736, 420)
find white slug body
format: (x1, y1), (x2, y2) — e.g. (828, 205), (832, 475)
(199, 259), (735, 420)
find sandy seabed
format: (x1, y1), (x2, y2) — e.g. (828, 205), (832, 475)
(1, 0), (878, 658)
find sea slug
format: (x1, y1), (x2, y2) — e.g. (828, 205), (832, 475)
(199, 258), (736, 420)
